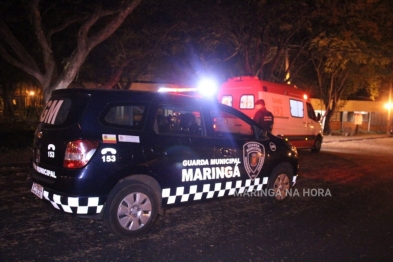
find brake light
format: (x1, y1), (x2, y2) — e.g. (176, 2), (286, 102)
(64, 140), (99, 168)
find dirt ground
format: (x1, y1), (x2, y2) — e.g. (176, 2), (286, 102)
(1, 137), (393, 261)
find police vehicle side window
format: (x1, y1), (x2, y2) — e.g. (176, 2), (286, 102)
(155, 104), (202, 136)
(102, 104), (146, 129)
(210, 110), (254, 138)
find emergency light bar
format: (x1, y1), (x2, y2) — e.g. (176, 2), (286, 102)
(158, 87), (197, 93)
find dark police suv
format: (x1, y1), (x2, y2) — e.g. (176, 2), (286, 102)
(28, 88), (298, 237)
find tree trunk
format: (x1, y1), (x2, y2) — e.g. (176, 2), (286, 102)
(323, 108), (334, 135)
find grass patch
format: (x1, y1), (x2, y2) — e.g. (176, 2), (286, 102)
(0, 122), (35, 149)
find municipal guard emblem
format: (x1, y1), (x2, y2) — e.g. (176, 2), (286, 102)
(243, 142), (265, 180)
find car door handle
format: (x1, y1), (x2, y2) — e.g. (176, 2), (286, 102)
(150, 148), (167, 156)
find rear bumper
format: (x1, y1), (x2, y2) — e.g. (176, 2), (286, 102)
(27, 176), (107, 216)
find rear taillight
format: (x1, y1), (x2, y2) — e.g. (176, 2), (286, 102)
(64, 140), (99, 169)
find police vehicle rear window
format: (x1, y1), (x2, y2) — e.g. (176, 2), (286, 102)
(39, 95), (89, 126)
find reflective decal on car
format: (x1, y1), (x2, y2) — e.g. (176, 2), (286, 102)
(101, 148), (117, 163)
(118, 135), (140, 143)
(243, 142), (265, 180)
(43, 190), (105, 214)
(40, 100), (64, 124)
(181, 158), (241, 181)
(33, 162), (56, 178)
(48, 144), (55, 158)
(102, 134), (117, 144)
(162, 177), (269, 204)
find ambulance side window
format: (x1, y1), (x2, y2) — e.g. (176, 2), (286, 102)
(211, 110), (254, 138)
(290, 99), (304, 118)
(240, 95), (254, 109)
(221, 96), (233, 107)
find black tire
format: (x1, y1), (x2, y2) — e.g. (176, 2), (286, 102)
(104, 182), (158, 237)
(311, 136), (322, 153)
(267, 163), (293, 204)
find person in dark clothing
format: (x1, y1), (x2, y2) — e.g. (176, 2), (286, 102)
(253, 99), (274, 132)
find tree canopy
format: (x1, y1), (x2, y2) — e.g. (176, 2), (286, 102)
(1, 0), (393, 133)
(300, 0), (393, 133)
(0, 0), (142, 101)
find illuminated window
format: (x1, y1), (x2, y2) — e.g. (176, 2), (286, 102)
(240, 95), (254, 109)
(362, 113), (369, 122)
(221, 96), (233, 107)
(210, 110), (254, 138)
(347, 112), (354, 122)
(289, 99), (304, 118)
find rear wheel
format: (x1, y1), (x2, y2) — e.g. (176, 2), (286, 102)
(311, 136), (322, 153)
(268, 163), (293, 203)
(104, 182), (158, 237)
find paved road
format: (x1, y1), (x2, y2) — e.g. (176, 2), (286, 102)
(1, 135), (392, 261)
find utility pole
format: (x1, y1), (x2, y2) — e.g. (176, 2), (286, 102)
(387, 81), (392, 135)
(285, 49), (290, 84)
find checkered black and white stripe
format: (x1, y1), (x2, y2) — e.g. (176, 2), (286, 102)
(162, 177), (269, 205)
(43, 191), (105, 215)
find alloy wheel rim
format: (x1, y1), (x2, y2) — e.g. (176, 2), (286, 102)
(273, 174), (290, 200)
(117, 192), (152, 231)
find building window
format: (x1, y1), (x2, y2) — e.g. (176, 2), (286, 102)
(362, 113), (369, 122)
(371, 112), (384, 126)
(347, 112), (354, 122)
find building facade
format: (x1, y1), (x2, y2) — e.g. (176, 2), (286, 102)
(310, 99), (392, 134)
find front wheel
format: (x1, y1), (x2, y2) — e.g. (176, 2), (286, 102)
(104, 182), (158, 237)
(311, 136), (322, 153)
(268, 163), (293, 204)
